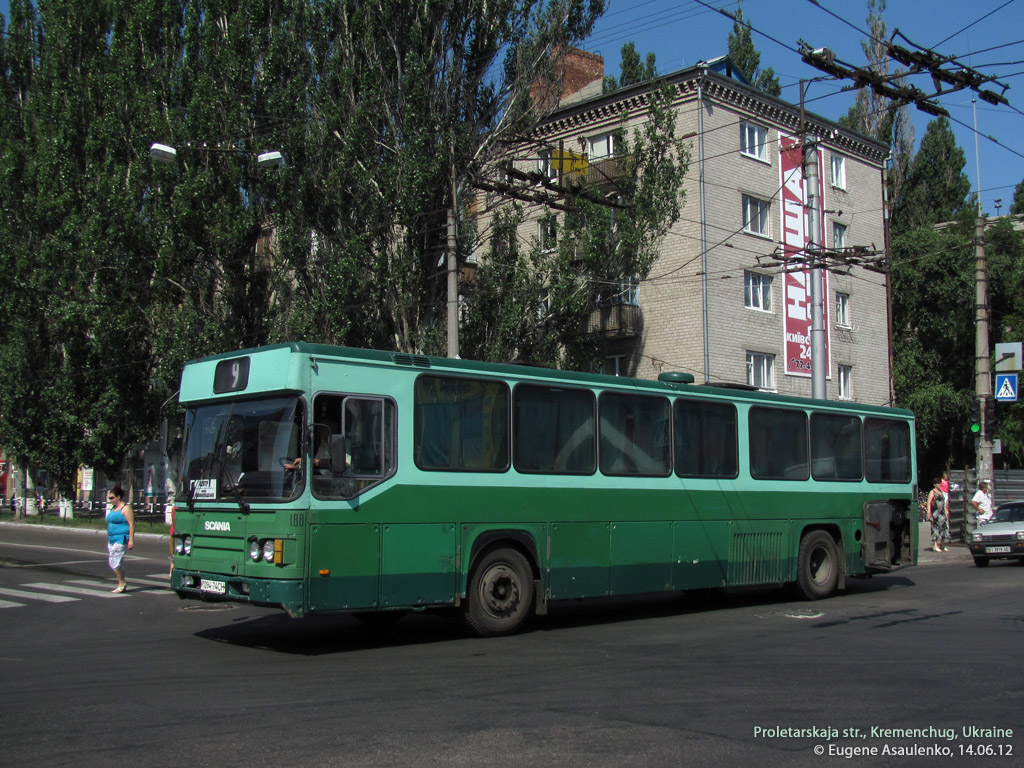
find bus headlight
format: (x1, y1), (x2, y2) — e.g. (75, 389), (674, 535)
(263, 540), (276, 562)
(249, 539), (261, 562)
(183, 535), (192, 555)
(174, 538), (185, 555)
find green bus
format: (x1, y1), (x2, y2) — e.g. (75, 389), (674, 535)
(170, 342), (916, 636)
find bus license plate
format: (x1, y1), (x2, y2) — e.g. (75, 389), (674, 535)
(200, 579), (226, 595)
(986, 546), (1011, 554)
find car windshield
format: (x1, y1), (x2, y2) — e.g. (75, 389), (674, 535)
(180, 397), (305, 505)
(992, 505), (1024, 524)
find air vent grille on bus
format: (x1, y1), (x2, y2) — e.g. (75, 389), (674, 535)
(728, 532), (785, 586)
(393, 354), (432, 368)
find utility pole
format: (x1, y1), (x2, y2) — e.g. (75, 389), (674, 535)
(447, 205), (458, 359)
(975, 216), (994, 485)
(803, 134), (826, 400)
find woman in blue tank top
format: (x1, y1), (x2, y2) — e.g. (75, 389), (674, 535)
(106, 486), (135, 593)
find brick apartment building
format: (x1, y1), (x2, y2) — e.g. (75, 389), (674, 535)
(492, 52), (892, 406)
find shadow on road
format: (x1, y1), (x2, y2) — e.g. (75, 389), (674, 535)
(190, 572), (916, 655)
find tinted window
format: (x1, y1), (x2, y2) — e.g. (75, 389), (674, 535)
(864, 418), (911, 483)
(810, 413), (863, 481)
(674, 399), (738, 478)
(514, 385), (595, 474)
(749, 407), (808, 480)
(414, 376), (509, 471)
(599, 393), (671, 477)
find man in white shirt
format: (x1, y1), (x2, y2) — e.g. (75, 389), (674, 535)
(972, 481), (994, 525)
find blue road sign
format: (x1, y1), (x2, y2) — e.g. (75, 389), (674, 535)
(995, 373), (1018, 402)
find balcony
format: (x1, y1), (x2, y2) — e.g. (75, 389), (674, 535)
(585, 303), (642, 338)
(565, 155), (628, 189)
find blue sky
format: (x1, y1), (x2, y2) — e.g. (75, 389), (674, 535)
(585, 0), (1024, 216)
(2, 0), (1022, 213)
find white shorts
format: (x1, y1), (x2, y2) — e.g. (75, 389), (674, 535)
(108, 541), (127, 571)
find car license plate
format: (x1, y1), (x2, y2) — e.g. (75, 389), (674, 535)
(986, 546), (1011, 554)
(200, 579), (226, 595)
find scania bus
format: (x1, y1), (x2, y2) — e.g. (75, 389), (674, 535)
(170, 343), (916, 636)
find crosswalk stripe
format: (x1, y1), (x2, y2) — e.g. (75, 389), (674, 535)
(22, 582), (123, 598)
(121, 577), (171, 588)
(0, 586), (78, 603)
(0, 598), (26, 608)
(145, 573), (171, 581)
(68, 579), (174, 595)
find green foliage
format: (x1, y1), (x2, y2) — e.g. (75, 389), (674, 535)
(603, 42), (656, 93)
(726, 1), (780, 97)
(0, 0), (611, 491)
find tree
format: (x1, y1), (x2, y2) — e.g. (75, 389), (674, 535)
(603, 42), (656, 93)
(1011, 178), (1024, 215)
(891, 116), (973, 232)
(837, 0), (914, 207)
(726, 1), (780, 96)
(0, 1), (614, 493)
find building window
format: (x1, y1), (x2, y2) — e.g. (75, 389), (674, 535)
(604, 354), (627, 376)
(838, 365), (852, 400)
(539, 217), (557, 251)
(833, 222), (847, 250)
(744, 271), (772, 312)
(608, 276), (639, 306)
(537, 149), (555, 179)
(830, 154), (847, 189)
(742, 195), (770, 237)
(835, 292), (850, 327)
(740, 122), (768, 162)
(589, 132), (616, 160)
(746, 351), (775, 390)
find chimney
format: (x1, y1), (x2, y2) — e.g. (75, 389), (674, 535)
(531, 48), (604, 111)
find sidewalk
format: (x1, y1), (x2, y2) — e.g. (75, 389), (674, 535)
(917, 521), (971, 564)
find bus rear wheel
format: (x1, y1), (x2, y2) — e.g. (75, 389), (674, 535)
(795, 530), (839, 600)
(463, 548), (534, 637)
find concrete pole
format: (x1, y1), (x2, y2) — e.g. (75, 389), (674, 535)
(804, 138), (827, 400)
(446, 206), (459, 359)
(975, 216), (994, 485)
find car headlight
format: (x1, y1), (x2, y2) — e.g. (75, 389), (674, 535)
(250, 539), (261, 562)
(183, 535), (192, 555)
(263, 539), (275, 562)
(1017, 531), (1024, 541)
(972, 532), (984, 542)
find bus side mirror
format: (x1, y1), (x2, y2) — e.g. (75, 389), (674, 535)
(330, 435), (347, 475)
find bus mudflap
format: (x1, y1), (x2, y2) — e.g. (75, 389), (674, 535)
(862, 501), (912, 571)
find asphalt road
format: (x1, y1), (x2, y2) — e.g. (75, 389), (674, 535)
(1, 522), (1021, 768)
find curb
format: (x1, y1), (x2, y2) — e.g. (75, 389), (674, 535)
(0, 519), (168, 542)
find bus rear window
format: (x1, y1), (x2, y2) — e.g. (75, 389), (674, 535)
(864, 418), (911, 483)
(414, 376), (509, 472)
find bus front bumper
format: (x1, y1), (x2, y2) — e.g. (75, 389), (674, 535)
(172, 569), (306, 617)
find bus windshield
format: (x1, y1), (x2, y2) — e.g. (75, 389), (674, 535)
(181, 397), (305, 505)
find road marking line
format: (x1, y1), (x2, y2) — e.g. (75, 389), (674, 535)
(68, 579), (174, 595)
(0, 587), (78, 603)
(0, 599), (26, 608)
(22, 582), (123, 598)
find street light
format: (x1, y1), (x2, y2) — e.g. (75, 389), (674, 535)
(148, 142), (284, 168)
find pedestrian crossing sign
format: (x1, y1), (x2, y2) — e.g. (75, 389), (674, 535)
(995, 373), (1018, 402)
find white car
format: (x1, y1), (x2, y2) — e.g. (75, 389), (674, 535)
(968, 502), (1024, 567)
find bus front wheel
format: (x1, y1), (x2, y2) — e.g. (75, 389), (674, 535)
(463, 548), (534, 637)
(795, 530), (839, 600)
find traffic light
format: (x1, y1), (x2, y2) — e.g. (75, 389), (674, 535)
(985, 397), (1000, 440)
(969, 398), (982, 435)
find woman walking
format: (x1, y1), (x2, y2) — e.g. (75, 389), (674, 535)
(927, 476), (950, 552)
(106, 486), (135, 592)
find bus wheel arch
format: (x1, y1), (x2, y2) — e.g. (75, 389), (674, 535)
(794, 527), (842, 600)
(463, 540), (538, 637)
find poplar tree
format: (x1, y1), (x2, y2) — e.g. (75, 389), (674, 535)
(726, 1), (780, 96)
